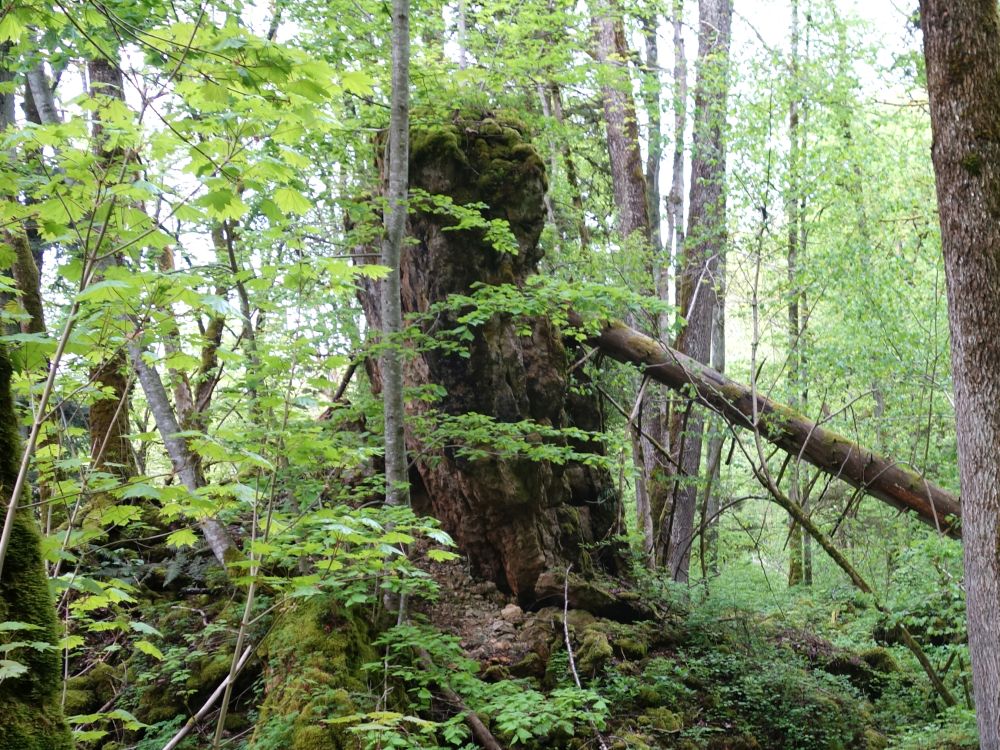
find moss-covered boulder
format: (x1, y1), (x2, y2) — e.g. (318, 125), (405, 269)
(249, 596), (375, 750)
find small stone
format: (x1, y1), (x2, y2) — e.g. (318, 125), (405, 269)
(501, 603), (524, 623)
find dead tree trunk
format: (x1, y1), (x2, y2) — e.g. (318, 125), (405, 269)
(579, 317), (962, 537)
(357, 115), (623, 604)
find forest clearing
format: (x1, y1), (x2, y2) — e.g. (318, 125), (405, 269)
(1, 0), (999, 748)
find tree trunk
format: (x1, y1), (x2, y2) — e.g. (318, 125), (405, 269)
(786, 0), (804, 588)
(700, 255), (726, 578)
(578, 316), (963, 536)
(663, 0), (732, 583)
(380, 0), (411, 508)
(593, 8), (650, 242)
(919, 1), (1000, 742)
(356, 115), (623, 603)
(0, 347), (73, 749)
(87, 57), (135, 481)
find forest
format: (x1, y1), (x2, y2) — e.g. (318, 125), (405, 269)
(2, 0), (1000, 747)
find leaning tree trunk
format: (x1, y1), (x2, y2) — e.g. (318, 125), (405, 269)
(357, 114), (623, 603)
(920, 1), (1000, 744)
(0, 347), (73, 749)
(579, 317), (962, 536)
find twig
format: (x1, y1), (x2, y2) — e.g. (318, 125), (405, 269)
(416, 648), (504, 750)
(160, 643), (255, 750)
(562, 566), (610, 750)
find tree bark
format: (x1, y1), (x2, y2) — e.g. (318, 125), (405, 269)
(87, 57), (136, 480)
(662, 0), (732, 582)
(786, 0), (805, 588)
(127, 342), (233, 565)
(578, 316), (963, 537)
(380, 0), (411, 508)
(0, 347), (73, 749)
(593, 7), (650, 242)
(356, 115), (623, 603)
(919, 0), (1000, 742)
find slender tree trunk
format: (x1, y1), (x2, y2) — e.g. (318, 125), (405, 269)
(592, 2), (664, 562)
(662, 0), (732, 583)
(549, 84), (591, 249)
(700, 259), (726, 577)
(26, 62), (60, 126)
(786, 0), (804, 588)
(381, 0), (411, 508)
(87, 57), (135, 480)
(920, 1), (1000, 743)
(666, 0), (687, 310)
(653, 0), (687, 553)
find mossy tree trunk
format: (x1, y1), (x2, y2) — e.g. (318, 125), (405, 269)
(357, 115), (623, 604)
(581, 317), (962, 536)
(0, 348), (73, 750)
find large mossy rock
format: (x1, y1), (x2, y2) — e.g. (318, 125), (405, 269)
(357, 112), (623, 603)
(249, 597), (374, 750)
(0, 349), (72, 750)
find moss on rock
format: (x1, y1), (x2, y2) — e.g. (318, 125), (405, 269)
(249, 596), (374, 750)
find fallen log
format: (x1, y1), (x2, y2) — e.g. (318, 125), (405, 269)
(579, 317), (962, 538)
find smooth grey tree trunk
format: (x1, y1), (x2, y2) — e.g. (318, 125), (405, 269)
(919, 1), (1000, 744)
(786, 0), (805, 587)
(380, 0), (411, 508)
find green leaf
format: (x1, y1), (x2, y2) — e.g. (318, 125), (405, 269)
(59, 635), (86, 651)
(120, 483), (163, 500)
(130, 621), (163, 637)
(426, 549), (459, 562)
(166, 528), (198, 549)
(341, 71), (373, 95)
(76, 279), (136, 303)
(274, 187), (312, 215)
(0, 12), (27, 42)
(0, 621), (42, 633)
(0, 659), (28, 682)
(135, 640), (164, 661)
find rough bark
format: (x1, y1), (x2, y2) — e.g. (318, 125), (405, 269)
(87, 57), (135, 480)
(663, 0), (732, 582)
(380, 0), (411, 508)
(579, 317), (962, 537)
(356, 115), (623, 603)
(593, 8), (650, 241)
(0, 348), (73, 750)
(919, 0), (1000, 742)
